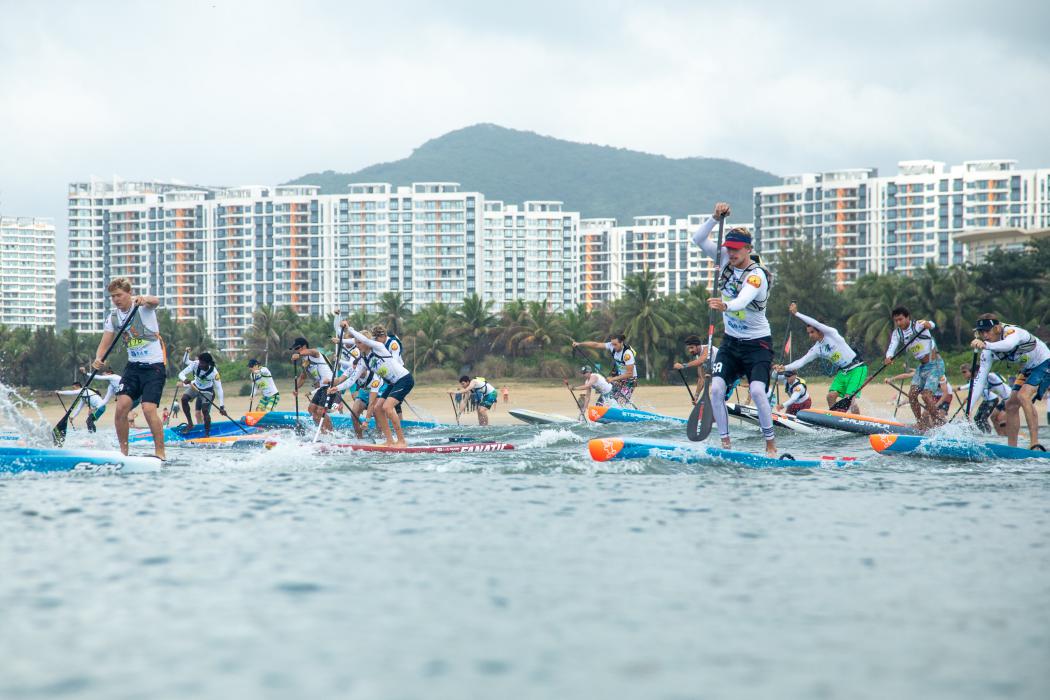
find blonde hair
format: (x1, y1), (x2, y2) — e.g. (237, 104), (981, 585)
(107, 278), (132, 294)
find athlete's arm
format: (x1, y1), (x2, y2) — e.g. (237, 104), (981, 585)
(572, 340), (605, 350)
(212, 379), (225, 409)
(793, 311), (839, 342)
(133, 295), (159, 308)
(983, 330), (1026, 353)
(178, 361), (195, 383)
(968, 349), (993, 409)
(723, 275), (763, 311)
(346, 327), (385, 353)
(783, 344), (820, 373)
(884, 330), (901, 361)
(93, 331), (115, 369)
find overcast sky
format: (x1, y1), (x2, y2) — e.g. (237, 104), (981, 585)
(2, 0), (1048, 276)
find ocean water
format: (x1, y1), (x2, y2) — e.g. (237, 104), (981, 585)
(2, 417), (1048, 700)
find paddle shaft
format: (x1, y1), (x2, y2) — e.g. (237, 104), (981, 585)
(678, 368), (696, 404)
(247, 380), (256, 413)
(53, 304), (140, 443)
(313, 326), (348, 442)
(292, 358), (305, 436)
(964, 344), (980, 419)
(833, 325), (929, 410)
(563, 379), (585, 420)
(448, 392), (461, 425)
(191, 384), (252, 436)
(164, 384), (182, 426)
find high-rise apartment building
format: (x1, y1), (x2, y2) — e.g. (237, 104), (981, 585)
(0, 216), (57, 328)
(67, 180), (579, 351)
(753, 160), (1050, 288)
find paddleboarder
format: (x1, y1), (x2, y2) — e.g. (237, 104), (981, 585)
(345, 325), (415, 447)
(290, 337), (335, 435)
(775, 370), (811, 416)
(569, 366), (617, 409)
(452, 376), (499, 426)
(177, 352), (226, 437)
(572, 334), (637, 406)
(969, 314), (1050, 448)
(692, 202), (777, 456)
(960, 362), (1008, 435)
(247, 359), (281, 413)
(93, 278), (166, 460)
(884, 307), (943, 430)
(773, 303), (867, 413)
(328, 353), (382, 438)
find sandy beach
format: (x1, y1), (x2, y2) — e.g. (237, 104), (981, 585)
(19, 378), (1043, 430)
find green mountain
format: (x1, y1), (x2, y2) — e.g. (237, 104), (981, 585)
(285, 124), (778, 223)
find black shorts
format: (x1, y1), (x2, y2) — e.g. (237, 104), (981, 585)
(713, 335), (773, 387)
(310, 386), (331, 408)
(380, 374), (414, 403)
(118, 362), (166, 406)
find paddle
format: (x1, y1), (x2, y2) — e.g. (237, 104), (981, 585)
(53, 304), (139, 444)
(54, 393), (75, 431)
(291, 357), (306, 437)
(688, 215), (725, 441)
(247, 378), (256, 413)
(448, 392), (461, 426)
(891, 380), (906, 417)
(678, 368), (696, 404)
(830, 325), (928, 411)
(190, 385), (253, 436)
(312, 326), (347, 442)
(963, 342), (980, 420)
(562, 378), (586, 421)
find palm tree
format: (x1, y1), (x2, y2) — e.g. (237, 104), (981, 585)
(377, 292), (411, 338)
(995, 289), (1049, 330)
(491, 300), (530, 357)
(412, 303), (458, 370)
(939, 266), (980, 347)
(508, 301), (566, 355)
(560, 303), (599, 345)
(845, 273), (917, 355)
(59, 327), (86, 382)
(911, 263), (951, 333)
(244, 304), (284, 365)
(453, 293), (497, 363)
(613, 270), (674, 379)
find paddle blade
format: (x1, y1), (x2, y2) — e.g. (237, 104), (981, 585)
(830, 396), (852, 412)
(687, 381), (713, 441)
(52, 420), (68, 446)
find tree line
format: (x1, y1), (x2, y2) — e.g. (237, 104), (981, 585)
(2, 239), (1046, 391)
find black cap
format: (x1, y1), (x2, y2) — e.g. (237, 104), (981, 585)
(974, 317), (1000, 332)
(247, 358), (260, 367)
(783, 369), (797, 377)
(684, 335), (703, 345)
(289, 337), (309, 350)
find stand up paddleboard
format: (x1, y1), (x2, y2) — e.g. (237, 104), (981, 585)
(869, 434), (1050, 461)
(177, 435), (278, 450)
(587, 437), (859, 469)
(0, 446), (162, 474)
(509, 409), (576, 425)
(241, 411), (441, 431)
(726, 402), (817, 434)
(129, 421), (260, 443)
(315, 441), (514, 454)
(795, 409), (921, 436)
(587, 405), (687, 424)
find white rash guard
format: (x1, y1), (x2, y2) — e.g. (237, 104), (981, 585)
(886, 320), (937, 363)
(347, 328), (410, 384)
(692, 217), (771, 340)
(178, 361), (225, 405)
(971, 325), (1050, 401)
(785, 312), (859, 372)
(250, 367), (279, 397)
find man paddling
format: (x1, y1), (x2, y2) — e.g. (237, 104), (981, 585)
(452, 376), (499, 426)
(969, 315), (1050, 448)
(568, 366), (617, 410)
(773, 303), (866, 413)
(344, 325), (415, 447)
(247, 359), (280, 413)
(572, 334), (637, 406)
(692, 202), (777, 456)
(93, 278), (166, 460)
(960, 362), (1008, 435)
(290, 337), (335, 435)
(884, 307), (943, 430)
(775, 370), (811, 416)
(328, 352), (382, 438)
(178, 352), (226, 437)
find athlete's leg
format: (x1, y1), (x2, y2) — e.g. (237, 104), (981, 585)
(749, 380), (777, 456)
(114, 394), (133, 456)
(710, 376), (731, 447)
(826, 391), (838, 409)
(386, 399), (406, 446)
(140, 402), (164, 459)
(920, 390), (943, 427)
(907, 385), (923, 424)
(477, 405), (489, 426)
(180, 393), (194, 429)
(1016, 384), (1040, 447)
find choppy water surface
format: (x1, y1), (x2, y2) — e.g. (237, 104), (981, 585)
(2, 419), (1049, 700)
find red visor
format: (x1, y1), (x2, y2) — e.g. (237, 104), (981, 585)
(723, 240), (749, 249)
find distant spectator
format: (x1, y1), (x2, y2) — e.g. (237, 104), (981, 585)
(501, 385), (510, 404)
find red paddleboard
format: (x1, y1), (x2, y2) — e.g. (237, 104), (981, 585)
(317, 442), (514, 454)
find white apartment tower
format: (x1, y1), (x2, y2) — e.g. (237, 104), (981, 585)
(0, 216), (57, 328)
(754, 159), (1050, 288)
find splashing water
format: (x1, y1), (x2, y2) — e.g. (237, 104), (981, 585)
(0, 381), (52, 446)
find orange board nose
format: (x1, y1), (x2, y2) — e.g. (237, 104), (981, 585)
(586, 405), (608, 422)
(868, 433), (898, 452)
(588, 437), (624, 462)
(243, 411), (262, 426)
